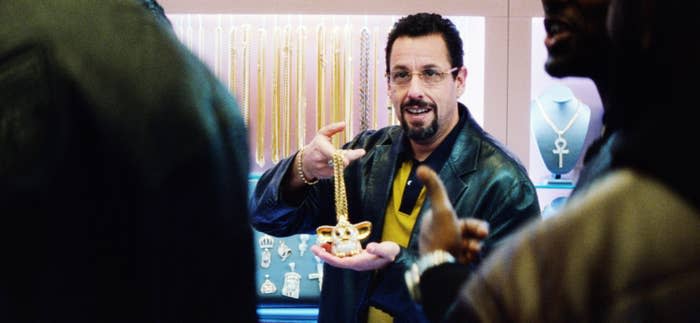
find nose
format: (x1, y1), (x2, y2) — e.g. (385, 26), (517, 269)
(406, 75), (425, 101)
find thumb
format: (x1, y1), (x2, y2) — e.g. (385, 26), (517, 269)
(366, 241), (400, 261)
(343, 149), (366, 163)
(416, 165), (457, 226)
(318, 121), (346, 138)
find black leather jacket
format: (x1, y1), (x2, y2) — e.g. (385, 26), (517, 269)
(250, 105), (540, 323)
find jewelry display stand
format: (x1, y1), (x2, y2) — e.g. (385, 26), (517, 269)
(531, 84), (591, 184)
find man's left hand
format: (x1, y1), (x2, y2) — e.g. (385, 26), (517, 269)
(311, 241), (400, 271)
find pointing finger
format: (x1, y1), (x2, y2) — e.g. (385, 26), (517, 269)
(416, 165), (455, 223)
(317, 121), (346, 138)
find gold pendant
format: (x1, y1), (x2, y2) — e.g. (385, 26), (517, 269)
(317, 219), (372, 257)
(315, 151), (372, 257)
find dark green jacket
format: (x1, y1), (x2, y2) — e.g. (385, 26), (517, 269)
(250, 105), (540, 323)
(0, 0), (255, 321)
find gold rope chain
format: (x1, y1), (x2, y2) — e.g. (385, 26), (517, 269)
(332, 151), (349, 221)
(316, 150), (372, 257)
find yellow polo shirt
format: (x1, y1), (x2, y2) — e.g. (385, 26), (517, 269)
(368, 160), (426, 323)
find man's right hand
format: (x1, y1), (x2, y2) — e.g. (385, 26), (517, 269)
(291, 122), (366, 188)
(416, 165), (489, 264)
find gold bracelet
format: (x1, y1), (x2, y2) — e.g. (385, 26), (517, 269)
(297, 147), (318, 185)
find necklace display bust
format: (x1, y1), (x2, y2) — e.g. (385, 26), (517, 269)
(531, 84), (591, 182)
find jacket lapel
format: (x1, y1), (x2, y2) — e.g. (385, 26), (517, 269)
(440, 119), (480, 206)
(362, 135), (401, 243)
(410, 114), (481, 248)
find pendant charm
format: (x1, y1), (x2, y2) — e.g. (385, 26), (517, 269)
(316, 219), (372, 257)
(298, 234), (310, 256)
(308, 256), (324, 291)
(277, 240), (292, 261)
(260, 274), (277, 294)
(259, 234), (275, 269)
(552, 135), (570, 168)
(282, 262), (301, 299)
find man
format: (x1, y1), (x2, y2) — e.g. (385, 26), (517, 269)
(413, 0), (700, 321)
(541, 0), (617, 195)
(0, 0), (256, 321)
(250, 13), (540, 323)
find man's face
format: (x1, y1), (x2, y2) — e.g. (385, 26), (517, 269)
(387, 34), (465, 145)
(541, 0), (611, 78)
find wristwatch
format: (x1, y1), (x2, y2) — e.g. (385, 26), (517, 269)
(404, 249), (455, 303)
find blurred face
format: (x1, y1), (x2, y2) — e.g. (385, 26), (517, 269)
(541, 0), (611, 78)
(387, 34), (466, 145)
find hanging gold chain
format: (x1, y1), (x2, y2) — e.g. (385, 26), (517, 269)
(296, 25), (307, 149)
(255, 27), (267, 168)
(282, 25), (292, 159)
(228, 25), (238, 98)
(316, 150), (372, 258)
(271, 27), (281, 164)
(241, 25), (251, 126)
(332, 151), (349, 221)
(316, 25), (326, 132)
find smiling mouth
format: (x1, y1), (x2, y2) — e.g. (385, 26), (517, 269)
(403, 106), (432, 115)
(543, 18), (573, 49)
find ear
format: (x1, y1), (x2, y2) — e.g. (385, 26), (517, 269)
(316, 226), (334, 244)
(455, 66), (467, 97)
(354, 221), (373, 240)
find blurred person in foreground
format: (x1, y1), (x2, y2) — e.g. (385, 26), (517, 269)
(0, 0), (256, 321)
(411, 0), (700, 321)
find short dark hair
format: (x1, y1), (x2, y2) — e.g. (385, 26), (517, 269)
(385, 13), (463, 78)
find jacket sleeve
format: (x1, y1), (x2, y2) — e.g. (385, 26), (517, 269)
(249, 150), (337, 237)
(474, 178), (541, 258)
(249, 129), (384, 237)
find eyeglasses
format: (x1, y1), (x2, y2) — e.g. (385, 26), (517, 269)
(386, 67), (459, 87)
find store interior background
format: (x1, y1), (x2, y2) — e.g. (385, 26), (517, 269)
(159, 0), (603, 320)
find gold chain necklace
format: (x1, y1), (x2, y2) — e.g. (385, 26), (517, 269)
(214, 15), (223, 77)
(316, 24), (326, 131)
(315, 151), (372, 257)
(241, 25), (251, 126)
(282, 25), (292, 159)
(535, 98), (581, 168)
(228, 25), (238, 101)
(332, 152), (349, 219)
(271, 27), (281, 164)
(296, 25), (307, 149)
(255, 27), (267, 168)
(343, 24), (353, 141)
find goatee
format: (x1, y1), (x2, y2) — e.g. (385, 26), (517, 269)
(400, 99), (438, 141)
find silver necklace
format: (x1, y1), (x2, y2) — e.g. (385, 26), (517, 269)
(535, 99), (581, 168)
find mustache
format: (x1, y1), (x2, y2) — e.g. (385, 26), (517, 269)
(401, 99), (436, 110)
